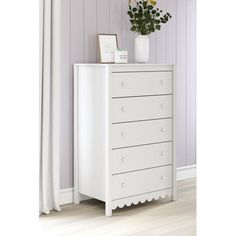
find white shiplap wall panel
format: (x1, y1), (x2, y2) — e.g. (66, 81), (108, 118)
(59, 0), (196, 189)
(97, 0), (110, 34)
(84, 0), (97, 62)
(71, 0), (84, 63)
(166, 0), (177, 64)
(186, 0), (196, 165)
(176, 0), (187, 167)
(110, 0), (122, 46)
(155, 0), (167, 63)
(60, 0), (73, 189)
(121, 0), (134, 62)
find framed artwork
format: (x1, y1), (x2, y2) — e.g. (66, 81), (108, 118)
(97, 34), (118, 63)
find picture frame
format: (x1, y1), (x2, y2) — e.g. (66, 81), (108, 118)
(97, 34), (118, 63)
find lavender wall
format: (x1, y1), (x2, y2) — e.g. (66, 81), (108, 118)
(60, 0), (196, 189)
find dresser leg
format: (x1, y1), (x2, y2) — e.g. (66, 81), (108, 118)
(171, 188), (177, 201)
(105, 203), (112, 216)
(74, 192), (80, 205)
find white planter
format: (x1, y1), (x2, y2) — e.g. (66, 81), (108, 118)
(135, 35), (149, 63)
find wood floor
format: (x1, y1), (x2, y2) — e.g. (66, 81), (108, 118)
(39, 178), (196, 236)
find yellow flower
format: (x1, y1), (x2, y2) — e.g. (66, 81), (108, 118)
(149, 0), (157, 5)
(128, 0), (157, 6)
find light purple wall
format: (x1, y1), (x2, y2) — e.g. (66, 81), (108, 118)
(60, 0), (196, 189)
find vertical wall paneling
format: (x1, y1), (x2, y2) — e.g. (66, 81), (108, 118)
(110, 0), (122, 47)
(149, 32), (156, 63)
(176, 0), (187, 167)
(148, 0), (156, 63)
(84, 0), (97, 62)
(121, 0), (134, 62)
(71, 0), (84, 63)
(60, 0), (73, 189)
(166, 0), (177, 64)
(57, 0), (196, 189)
(186, 0), (196, 165)
(97, 0), (110, 34)
(155, 0), (167, 63)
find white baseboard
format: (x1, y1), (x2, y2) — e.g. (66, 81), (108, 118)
(176, 165), (196, 181)
(60, 165), (196, 205)
(59, 188), (73, 206)
(59, 188), (90, 206)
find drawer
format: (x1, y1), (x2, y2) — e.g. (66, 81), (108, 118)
(112, 142), (172, 174)
(112, 119), (172, 148)
(112, 95), (172, 123)
(112, 165), (172, 199)
(112, 72), (172, 97)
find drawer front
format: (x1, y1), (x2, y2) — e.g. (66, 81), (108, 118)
(112, 119), (172, 148)
(112, 72), (172, 97)
(112, 165), (172, 199)
(112, 142), (172, 174)
(112, 95), (172, 123)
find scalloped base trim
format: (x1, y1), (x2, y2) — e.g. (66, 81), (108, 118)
(112, 189), (173, 210)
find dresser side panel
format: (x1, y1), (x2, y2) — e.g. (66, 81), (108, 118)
(76, 66), (108, 201)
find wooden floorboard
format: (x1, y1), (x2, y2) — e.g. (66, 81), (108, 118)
(39, 178), (196, 236)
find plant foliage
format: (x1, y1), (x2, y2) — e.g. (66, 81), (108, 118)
(127, 0), (172, 35)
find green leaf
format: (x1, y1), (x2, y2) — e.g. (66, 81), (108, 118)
(127, 11), (133, 18)
(145, 17), (150, 23)
(147, 5), (153, 10)
(138, 11), (143, 17)
(131, 26), (136, 31)
(154, 19), (160, 24)
(155, 25), (161, 30)
(151, 10), (156, 14)
(144, 11), (149, 17)
(156, 12), (160, 17)
(132, 7), (137, 12)
(143, 1), (147, 8)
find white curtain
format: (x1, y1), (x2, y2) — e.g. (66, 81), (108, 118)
(39, 0), (61, 214)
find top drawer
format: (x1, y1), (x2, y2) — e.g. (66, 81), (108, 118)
(112, 72), (172, 97)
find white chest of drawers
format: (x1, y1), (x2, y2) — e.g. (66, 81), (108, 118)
(74, 64), (176, 216)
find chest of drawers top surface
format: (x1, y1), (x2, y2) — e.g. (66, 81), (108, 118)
(74, 64), (176, 216)
(74, 63), (173, 72)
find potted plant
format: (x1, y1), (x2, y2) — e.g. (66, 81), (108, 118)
(127, 0), (172, 63)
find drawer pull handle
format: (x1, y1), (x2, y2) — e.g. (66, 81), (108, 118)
(121, 106), (126, 112)
(160, 80), (166, 85)
(161, 175), (165, 180)
(121, 81), (126, 87)
(121, 182), (125, 188)
(121, 157), (126, 163)
(161, 128), (166, 133)
(161, 151), (165, 157)
(161, 103), (166, 109)
(121, 131), (126, 138)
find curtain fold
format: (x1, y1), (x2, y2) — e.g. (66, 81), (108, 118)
(39, 0), (61, 214)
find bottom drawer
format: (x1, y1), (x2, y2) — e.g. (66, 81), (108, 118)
(112, 165), (172, 200)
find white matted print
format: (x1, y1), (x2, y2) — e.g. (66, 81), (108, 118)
(98, 34), (118, 63)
